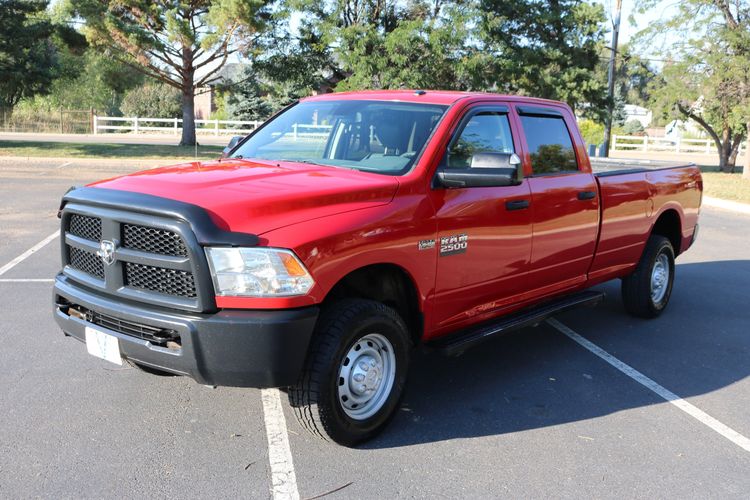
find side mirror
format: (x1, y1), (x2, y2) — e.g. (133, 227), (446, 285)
(436, 152), (522, 188)
(222, 135), (244, 158)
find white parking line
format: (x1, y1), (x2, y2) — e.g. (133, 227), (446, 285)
(0, 279), (55, 283)
(0, 231), (59, 276)
(548, 318), (750, 453)
(261, 388), (300, 500)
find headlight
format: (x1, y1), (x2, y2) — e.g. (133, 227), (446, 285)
(205, 247), (314, 297)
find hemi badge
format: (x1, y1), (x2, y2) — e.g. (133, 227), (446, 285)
(418, 239), (435, 251)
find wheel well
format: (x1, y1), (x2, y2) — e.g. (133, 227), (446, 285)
(323, 264), (423, 345)
(651, 209), (682, 255)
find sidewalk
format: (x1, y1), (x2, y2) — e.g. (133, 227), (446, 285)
(703, 196), (750, 215)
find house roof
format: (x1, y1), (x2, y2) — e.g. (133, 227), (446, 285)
(207, 63), (248, 86)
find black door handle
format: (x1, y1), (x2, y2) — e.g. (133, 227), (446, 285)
(505, 199), (530, 211)
(577, 191), (597, 200)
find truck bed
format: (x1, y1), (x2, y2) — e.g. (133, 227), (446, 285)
(586, 159), (702, 285)
(590, 157), (695, 177)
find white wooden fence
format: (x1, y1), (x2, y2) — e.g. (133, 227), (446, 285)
(93, 116), (263, 136)
(612, 134), (747, 155)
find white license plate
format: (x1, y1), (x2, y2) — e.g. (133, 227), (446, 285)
(85, 326), (123, 365)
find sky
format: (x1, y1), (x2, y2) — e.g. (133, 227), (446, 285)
(595, 0), (676, 45)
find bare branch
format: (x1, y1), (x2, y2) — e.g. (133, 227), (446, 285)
(111, 54), (183, 89)
(676, 102), (722, 149)
(713, 0), (739, 28)
(195, 48), (238, 87)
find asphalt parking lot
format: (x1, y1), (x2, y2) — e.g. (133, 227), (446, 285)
(0, 157), (748, 499)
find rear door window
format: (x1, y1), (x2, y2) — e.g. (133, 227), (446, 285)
(519, 114), (578, 175)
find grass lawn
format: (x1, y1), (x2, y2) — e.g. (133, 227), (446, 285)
(0, 140), (223, 160)
(701, 172), (750, 204)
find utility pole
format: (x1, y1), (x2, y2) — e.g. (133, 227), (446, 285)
(601, 0), (623, 157)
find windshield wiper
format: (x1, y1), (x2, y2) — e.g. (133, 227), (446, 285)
(277, 159), (321, 165)
(277, 159), (354, 169)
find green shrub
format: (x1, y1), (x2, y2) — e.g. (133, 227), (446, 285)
(578, 119), (605, 146)
(623, 119), (645, 135)
(121, 83), (181, 118)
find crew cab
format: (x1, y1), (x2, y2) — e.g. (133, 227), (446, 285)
(53, 91), (702, 445)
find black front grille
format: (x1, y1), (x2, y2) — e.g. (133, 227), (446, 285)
(125, 262), (197, 298)
(63, 301), (182, 347)
(69, 246), (104, 279)
(69, 214), (101, 241)
(89, 310), (180, 347)
(63, 207), (206, 311)
(122, 224), (187, 256)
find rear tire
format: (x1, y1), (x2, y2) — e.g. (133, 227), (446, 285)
(288, 299), (410, 446)
(621, 235), (675, 318)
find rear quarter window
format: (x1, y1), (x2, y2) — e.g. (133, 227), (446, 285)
(520, 115), (578, 175)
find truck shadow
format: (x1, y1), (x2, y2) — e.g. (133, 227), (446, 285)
(363, 260), (750, 449)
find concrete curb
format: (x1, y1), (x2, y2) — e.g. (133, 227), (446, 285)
(703, 196), (750, 215)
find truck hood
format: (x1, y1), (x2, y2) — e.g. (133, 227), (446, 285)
(90, 158), (399, 235)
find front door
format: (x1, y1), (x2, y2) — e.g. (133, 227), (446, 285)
(430, 105), (533, 333)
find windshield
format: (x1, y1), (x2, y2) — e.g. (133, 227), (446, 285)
(231, 100), (448, 175)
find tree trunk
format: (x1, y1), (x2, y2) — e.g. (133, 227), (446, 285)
(0, 105), (13, 128)
(180, 45), (196, 147)
(728, 135), (742, 172)
(718, 126), (733, 172)
(180, 86), (196, 146)
(718, 142), (729, 172)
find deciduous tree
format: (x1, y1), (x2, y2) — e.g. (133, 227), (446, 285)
(263, 0), (492, 92)
(636, 0), (750, 172)
(480, 0), (609, 118)
(0, 1), (60, 118)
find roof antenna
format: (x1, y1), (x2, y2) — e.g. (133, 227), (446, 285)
(414, 90), (426, 96)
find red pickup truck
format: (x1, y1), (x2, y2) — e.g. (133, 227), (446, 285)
(54, 90), (702, 445)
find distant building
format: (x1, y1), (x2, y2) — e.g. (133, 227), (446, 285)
(193, 63), (342, 120)
(623, 104), (652, 128)
(194, 63), (246, 119)
(664, 119), (706, 139)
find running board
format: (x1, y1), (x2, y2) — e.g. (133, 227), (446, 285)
(427, 291), (605, 356)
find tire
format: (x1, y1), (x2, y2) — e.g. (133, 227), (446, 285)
(288, 299), (411, 446)
(621, 235), (675, 318)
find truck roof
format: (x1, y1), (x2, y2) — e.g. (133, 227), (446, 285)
(302, 89), (566, 107)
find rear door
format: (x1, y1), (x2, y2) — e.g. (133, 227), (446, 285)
(516, 106), (599, 296)
(430, 104), (533, 331)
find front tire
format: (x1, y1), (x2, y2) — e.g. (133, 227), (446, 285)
(621, 235), (675, 318)
(288, 299), (410, 446)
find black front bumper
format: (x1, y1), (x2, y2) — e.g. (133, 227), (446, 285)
(53, 274), (318, 388)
